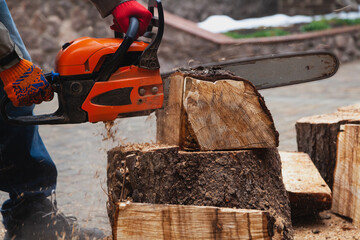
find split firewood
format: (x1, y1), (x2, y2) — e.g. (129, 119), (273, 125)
(280, 151), (332, 217)
(296, 104), (360, 188)
(332, 124), (360, 227)
(156, 69), (279, 151)
(107, 145), (293, 239)
(114, 202), (273, 240)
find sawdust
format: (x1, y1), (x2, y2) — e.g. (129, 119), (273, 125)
(102, 121), (117, 142)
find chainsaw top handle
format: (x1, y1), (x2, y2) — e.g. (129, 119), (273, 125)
(97, 0), (164, 81)
(96, 17), (139, 82)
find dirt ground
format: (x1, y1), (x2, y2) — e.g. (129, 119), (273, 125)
(293, 211), (359, 240)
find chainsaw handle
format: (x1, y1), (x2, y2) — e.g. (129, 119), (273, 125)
(96, 17), (139, 82)
(127, 17), (140, 39)
(0, 96), (67, 126)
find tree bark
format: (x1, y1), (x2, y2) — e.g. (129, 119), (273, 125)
(107, 145), (293, 239)
(295, 105), (360, 189)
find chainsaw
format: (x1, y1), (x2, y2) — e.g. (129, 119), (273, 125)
(0, 0), (339, 126)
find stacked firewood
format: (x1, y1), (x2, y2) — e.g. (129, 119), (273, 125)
(107, 70), (336, 240)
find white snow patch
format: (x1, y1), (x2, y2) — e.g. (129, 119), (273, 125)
(198, 8), (360, 33)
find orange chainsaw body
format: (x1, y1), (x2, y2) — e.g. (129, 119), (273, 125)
(0, 0), (165, 126)
(54, 37), (164, 123)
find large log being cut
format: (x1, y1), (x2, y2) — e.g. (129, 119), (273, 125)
(296, 104), (360, 189)
(156, 70), (279, 151)
(107, 69), (293, 239)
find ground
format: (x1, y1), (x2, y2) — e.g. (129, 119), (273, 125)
(294, 211), (360, 240)
(1, 59), (360, 239)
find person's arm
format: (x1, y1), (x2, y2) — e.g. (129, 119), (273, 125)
(0, 22), (22, 72)
(0, 23), (53, 106)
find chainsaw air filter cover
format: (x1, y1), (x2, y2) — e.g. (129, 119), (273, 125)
(55, 37), (148, 76)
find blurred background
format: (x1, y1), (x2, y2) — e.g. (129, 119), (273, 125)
(7, 0), (360, 72)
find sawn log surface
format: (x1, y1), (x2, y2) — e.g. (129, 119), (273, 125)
(114, 202), (272, 240)
(332, 124), (360, 227)
(156, 70), (279, 150)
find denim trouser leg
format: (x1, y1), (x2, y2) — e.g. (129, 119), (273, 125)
(0, 0), (57, 201)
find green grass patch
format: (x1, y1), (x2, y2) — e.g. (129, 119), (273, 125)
(224, 28), (290, 39)
(301, 18), (360, 32)
(225, 17), (360, 39)
(300, 19), (331, 32)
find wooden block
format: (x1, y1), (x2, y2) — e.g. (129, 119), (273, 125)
(114, 202), (273, 240)
(107, 145), (293, 239)
(156, 73), (185, 146)
(332, 124), (360, 227)
(157, 70), (279, 150)
(280, 151), (332, 217)
(296, 105), (360, 188)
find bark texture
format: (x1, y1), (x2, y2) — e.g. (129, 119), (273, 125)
(107, 145), (293, 239)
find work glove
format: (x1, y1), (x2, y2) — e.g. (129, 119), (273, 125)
(111, 0), (153, 39)
(0, 59), (53, 107)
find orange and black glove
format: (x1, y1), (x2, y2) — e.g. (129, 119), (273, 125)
(111, 0), (152, 39)
(0, 59), (53, 107)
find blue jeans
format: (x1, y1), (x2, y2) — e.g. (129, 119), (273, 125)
(0, 0), (57, 202)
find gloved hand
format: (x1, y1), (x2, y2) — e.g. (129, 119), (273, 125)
(111, 0), (152, 39)
(0, 59), (53, 107)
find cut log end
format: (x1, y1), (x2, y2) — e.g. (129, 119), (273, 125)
(157, 70), (279, 151)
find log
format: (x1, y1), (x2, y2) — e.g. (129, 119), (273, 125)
(156, 70), (279, 150)
(295, 104), (360, 189)
(332, 124), (360, 227)
(107, 145), (293, 239)
(114, 202), (273, 240)
(279, 152), (332, 217)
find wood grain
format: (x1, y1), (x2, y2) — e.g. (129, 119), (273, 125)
(156, 70), (279, 151)
(156, 73), (185, 146)
(182, 77), (278, 150)
(280, 151), (331, 217)
(332, 124), (360, 227)
(114, 202), (272, 240)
